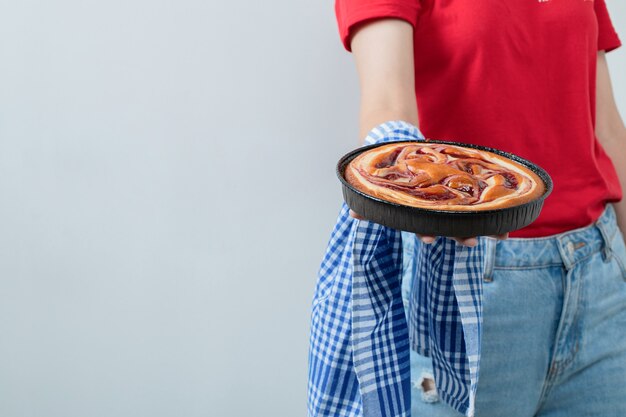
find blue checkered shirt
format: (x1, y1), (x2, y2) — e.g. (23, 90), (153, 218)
(308, 121), (485, 417)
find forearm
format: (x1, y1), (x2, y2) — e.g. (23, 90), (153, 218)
(599, 130), (626, 234)
(350, 19), (419, 140)
(596, 52), (626, 234)
(606, 145), (626, 235)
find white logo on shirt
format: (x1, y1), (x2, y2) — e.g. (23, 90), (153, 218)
(538, 0), (593, 2)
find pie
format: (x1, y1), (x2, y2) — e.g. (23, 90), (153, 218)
(345, 142), (546, 211)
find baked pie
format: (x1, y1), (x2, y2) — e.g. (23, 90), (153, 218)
(345, 142), (546, 211)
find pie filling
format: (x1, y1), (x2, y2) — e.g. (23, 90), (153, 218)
(345, 143), (546, 211)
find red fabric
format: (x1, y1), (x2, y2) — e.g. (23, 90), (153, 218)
(335, 0), (623, 237)
(596, 0), (622, 51)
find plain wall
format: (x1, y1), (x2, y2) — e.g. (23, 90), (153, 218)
(0, 1), (624, 416)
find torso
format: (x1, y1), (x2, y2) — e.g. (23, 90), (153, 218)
(412, 0), (621, 237)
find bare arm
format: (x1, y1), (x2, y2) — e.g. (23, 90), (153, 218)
(595, 51), (626, 235)
(350, 19), (419, 140)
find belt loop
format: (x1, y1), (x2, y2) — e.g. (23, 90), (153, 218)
(483, 237), (497, 282)
(595, 216), (613, 262)
(556, 235), (574, 270)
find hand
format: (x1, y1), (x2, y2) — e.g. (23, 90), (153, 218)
(349, 209), (508, 247)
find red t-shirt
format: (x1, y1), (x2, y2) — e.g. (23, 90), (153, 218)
(336, 0), (622, 237)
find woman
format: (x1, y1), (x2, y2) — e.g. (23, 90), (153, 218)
(334, 0), (626, 415)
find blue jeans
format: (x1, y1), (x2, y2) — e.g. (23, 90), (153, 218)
(402, 204), (626, 416)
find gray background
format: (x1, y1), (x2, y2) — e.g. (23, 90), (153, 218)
(0, 1), (624, 417)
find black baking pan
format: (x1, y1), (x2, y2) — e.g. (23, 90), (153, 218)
(337, 140), (553, 237)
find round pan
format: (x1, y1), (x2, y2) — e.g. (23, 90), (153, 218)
(337, 140), (553, 237)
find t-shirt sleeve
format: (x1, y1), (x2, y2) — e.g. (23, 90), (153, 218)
(595, 0), (621, 52)
(335, 0), (421, 51)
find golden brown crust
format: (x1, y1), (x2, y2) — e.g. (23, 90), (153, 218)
(345, 142), (546, 211)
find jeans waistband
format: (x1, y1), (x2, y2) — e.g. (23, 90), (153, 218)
(482, 205), (618, 275)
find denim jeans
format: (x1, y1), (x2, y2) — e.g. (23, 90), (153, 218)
(402, 204), (626, 417)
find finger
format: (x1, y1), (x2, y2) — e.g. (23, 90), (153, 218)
(416, 234), (436, 244)
(453, 237), (478, 247)
(349, 209), (365, 220)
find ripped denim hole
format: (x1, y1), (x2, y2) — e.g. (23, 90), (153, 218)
(413, 372), (439, 403)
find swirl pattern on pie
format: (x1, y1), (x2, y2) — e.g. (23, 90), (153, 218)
(345, 142), (546, 211)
